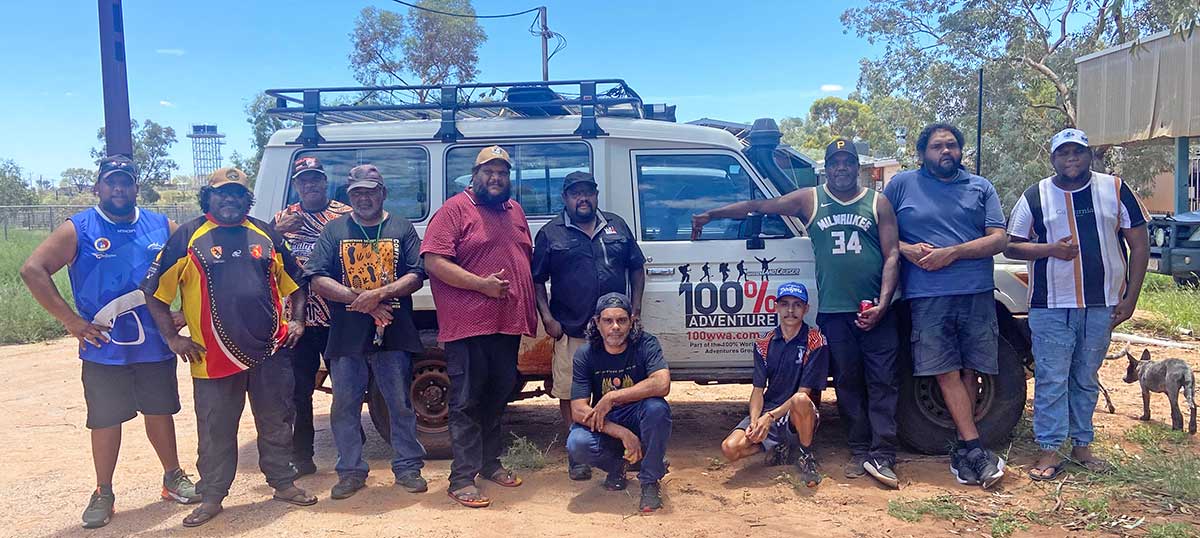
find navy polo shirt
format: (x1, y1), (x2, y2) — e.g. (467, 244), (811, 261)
(882, 167), (1006, 299)
(752, 324), (830, 411)
(532, 211), (646, 338)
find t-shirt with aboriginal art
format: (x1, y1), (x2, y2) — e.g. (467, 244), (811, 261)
(273, 200), (351, 327)
(571, 332), (669, 406)
(141, 214), (304, 379)
(304, 213), (426, 356)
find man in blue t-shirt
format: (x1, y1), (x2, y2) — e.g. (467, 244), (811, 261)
(719, 283), (829, 487)
(882, 123), (1009, 489)
(566, 293), (671, 514)
(21, 156), (199, 529)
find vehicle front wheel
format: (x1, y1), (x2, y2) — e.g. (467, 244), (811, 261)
(895, 332), (1027, 455)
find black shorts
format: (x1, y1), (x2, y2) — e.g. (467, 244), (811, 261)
(82, 359), (181, 429)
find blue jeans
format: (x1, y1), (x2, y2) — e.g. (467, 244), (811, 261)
(566, 397), (671, 484)
(1030, 307), (1114, 450)
(328, 351), (426, 480)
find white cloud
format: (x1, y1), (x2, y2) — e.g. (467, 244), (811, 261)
(159, 100), (176, 107)
(64, 91), (75, 97)
(155, 48), (186, 56)
(819, 84), (844, 93)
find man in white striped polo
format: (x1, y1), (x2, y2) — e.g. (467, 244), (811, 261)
(1005, 128), (1150, 480)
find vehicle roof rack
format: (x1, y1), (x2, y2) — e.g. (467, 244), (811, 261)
(265, 79), (648, 147)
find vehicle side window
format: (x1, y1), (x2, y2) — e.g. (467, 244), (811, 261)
(445, 142), (591, 216)
(288, 147), (429, 220)
(636, 153), (794, 241)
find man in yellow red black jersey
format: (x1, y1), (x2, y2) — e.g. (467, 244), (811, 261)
(142, 167), (318, 527)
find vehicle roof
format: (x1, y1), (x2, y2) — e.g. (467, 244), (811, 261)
(266, 116), (744, 150)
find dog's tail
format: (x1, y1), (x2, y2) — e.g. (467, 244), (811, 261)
(1104, 343), (1131, 360)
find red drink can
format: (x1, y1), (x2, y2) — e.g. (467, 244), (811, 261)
(859, 300), (874, 313)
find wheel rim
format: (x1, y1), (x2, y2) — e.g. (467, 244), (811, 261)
(411, 360), (450, 434)
(913, 374), (995, 430)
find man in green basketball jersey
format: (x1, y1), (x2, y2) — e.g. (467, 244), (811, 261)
(692, 138), (902, 488)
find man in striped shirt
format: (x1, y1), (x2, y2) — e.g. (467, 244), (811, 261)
(1006, 128), (1150, 480)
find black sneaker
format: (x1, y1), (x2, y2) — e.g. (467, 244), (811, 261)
(967, 448), (1005, 489)
(330, 476), (366, 500)
(863, 457), (899, 489)
(568, 463), (593, 481)
(294, 460), (317, 477)
(793, 446), (821, 487)
(81, 488), (115, 529)
(639, 482), (663, 513)
(395, 472), (428, 493)
(950, 448), (979, 485)
(765, 441), (793, 467)
(844, 453), (869, 479)
(603, 463), (628, 491)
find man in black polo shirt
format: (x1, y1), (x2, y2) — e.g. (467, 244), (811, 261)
(719, 283), (830, 487)
(532, 171), (646, 481)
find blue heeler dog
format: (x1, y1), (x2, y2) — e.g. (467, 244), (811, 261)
(1123, 348), (1197, 434)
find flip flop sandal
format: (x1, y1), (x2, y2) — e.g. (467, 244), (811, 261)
(447, 487), (491, 508)
(1027, 460), (1067, 481)
(273, 488), (318, 506)
(182, 504), (223, 527)
(485, 468), (523, 488)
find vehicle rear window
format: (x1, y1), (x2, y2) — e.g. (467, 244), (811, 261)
(287, 147), (430, 221)
(445, 142), (591, 216)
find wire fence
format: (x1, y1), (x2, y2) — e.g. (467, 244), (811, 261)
(0, 205), (200, 239)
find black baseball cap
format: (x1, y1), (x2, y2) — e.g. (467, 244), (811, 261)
(824, 138), (860, 162)
(97, 155), (138, 182)
(562, 171), (598, 192)
(594, 292), (632, 316)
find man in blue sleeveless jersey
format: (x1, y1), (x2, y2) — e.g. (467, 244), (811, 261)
(21, 155), (199, 529)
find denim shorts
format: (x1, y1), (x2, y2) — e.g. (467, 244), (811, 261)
(909, 291), (998, 376)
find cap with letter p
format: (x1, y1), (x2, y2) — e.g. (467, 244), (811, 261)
(824, 137), (860, 163)
(775, 282), (809, 303)
(1050, 128), (1090, 153)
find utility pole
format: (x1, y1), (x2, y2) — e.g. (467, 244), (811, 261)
(98, 0), (133, 157)
(539, 6), (549, 81)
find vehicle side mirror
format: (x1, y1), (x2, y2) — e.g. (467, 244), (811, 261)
(742, 212), (765, 250)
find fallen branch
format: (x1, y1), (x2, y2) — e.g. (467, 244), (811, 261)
(1111, 332), (1197, 349)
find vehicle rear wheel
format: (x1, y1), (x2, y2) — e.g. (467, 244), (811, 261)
(366, 349), (453, 459)
(896, 330), (1027, 455)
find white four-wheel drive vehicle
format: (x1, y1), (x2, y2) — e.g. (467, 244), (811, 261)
(251, 80), (1033, 455)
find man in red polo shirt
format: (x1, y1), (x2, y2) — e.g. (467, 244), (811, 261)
(421, 146), (538, 508)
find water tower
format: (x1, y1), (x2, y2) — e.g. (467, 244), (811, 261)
(187, 124), (225, 187)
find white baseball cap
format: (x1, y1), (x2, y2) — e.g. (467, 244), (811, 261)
(1050, 128), (1090, 153)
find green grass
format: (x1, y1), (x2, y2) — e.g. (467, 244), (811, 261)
(1125, 422), (1194, 452)
(886, 495), (970, 523)
(0, 230), (71, 344)
(1147, 522), (1197, 538)
(989, 511), (1028, 538)
(1134, 273), (1200, 336)
(1080, 444), (1200, 507)
(499, 433), (551, 471)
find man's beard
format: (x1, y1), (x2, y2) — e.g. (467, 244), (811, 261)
(472, 183), (511, 206)
(99, 199), (135, 217)
(925, 156), (961, 178)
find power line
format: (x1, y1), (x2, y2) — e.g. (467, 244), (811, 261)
(389, 0), (540, 19)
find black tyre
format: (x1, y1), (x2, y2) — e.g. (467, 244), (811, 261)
(366, 350), (453, 459)
(896, 327), (1027, 455)
(1174, 272), (1200, 288)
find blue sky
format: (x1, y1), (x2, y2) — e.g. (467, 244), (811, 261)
(2, 1), (879, 182)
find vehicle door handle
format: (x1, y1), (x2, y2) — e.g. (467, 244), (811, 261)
(646, 267), (675, 276)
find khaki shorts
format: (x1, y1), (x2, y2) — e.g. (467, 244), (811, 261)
(551, 335), (587, 400)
